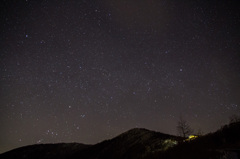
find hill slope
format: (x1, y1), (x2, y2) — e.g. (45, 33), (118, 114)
(0, 143), (90, 159)
(71, 128), (183, 159)
(149, 121), (240, 159)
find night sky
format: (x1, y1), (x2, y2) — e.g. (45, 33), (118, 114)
(1, 0), (240, 153)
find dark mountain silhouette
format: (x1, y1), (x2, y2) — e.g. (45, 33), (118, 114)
(1, 122), (240, 159)
(0, 143), (91, 159)
(71, 128), (183, 159)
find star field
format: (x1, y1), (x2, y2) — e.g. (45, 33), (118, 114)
(1, 0), (240, 153)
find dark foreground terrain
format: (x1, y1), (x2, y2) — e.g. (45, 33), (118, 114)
(1, 122), (240, 159)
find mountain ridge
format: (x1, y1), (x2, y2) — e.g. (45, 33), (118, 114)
(1, 122), (240, 159)
(72, 127), (183, 159)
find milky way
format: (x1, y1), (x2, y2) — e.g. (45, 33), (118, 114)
(1, 0), (239, 153)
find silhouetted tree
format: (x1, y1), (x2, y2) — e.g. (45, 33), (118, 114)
(177, 117), (193, 138)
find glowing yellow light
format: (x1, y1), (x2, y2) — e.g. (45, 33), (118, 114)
(185, 135), (198, 141)
(189, 135), (197, 139)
